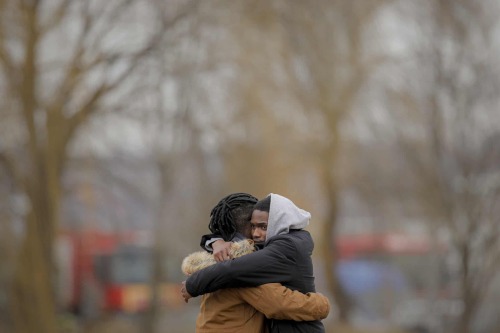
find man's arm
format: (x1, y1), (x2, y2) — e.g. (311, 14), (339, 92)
(200, 234), (241, 262)
(200, 234), (233, 262)
(185, 237), (297, 297)
(237, 283), (330, 321)
(199, 233), (221, 252)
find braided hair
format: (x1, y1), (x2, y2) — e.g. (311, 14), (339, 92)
(208, 192), (258, 241)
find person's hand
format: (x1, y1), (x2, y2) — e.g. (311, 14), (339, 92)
(181, 281), (192, 303)
(212, 240), (233, 262)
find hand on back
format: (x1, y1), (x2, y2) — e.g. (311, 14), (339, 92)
(212, 240), (233, 262)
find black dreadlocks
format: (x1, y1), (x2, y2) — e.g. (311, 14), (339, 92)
(208, 192), (258, 241)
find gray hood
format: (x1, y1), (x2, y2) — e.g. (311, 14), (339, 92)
(265, 193), (311, 245)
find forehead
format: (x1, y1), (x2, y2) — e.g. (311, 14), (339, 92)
(251, 210), (269, 223)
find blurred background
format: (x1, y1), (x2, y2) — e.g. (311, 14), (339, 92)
(1, 0), (499, 333)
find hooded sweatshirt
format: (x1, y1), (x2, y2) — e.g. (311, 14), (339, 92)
(186, 194), (325, 333)
(265, 193), (310, 245)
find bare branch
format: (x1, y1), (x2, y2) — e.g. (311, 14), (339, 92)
(0, 152), (24, 192)
(39, 0), (71, 35)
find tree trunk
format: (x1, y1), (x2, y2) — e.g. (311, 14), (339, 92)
(11, 211), (57, 333)
(9, 1), (59, 330)
(457, 308), (472, 333)
(11, 153), (61, 333)
(143, 159), (172, 333)
(320, 183), (352, 323)
(319, 135), (352, 322)
(456, 242), (476, 333)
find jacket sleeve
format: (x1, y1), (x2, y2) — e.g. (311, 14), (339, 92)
(199, 233), (222, 252)
(186, 237), (297, 297)
(236, 283), (330, 321)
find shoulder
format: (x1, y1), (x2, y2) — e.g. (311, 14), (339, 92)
(291, 229), (314, 242)
(265, 234), (299, 254)
(267, 230), (314, 253)
(268, 229), (313, 244)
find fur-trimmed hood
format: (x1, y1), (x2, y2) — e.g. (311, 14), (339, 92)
(182, 239), (255, 276)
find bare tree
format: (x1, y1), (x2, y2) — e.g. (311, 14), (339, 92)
(0, 1), (197, 332)
(179, 1), (392, 322)
(268, 0), (392, 322)
(383, 1), (500, 332)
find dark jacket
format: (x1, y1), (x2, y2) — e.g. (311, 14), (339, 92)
(199, 233), (218, 251)
(186, 229), (325, 333)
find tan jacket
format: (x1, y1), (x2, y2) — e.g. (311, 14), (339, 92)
(195, 283), (329, 333)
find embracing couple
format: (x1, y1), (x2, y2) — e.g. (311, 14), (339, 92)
(181, 192), (329, 333)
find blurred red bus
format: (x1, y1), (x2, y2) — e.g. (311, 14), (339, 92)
(56, 230), (183, 316)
